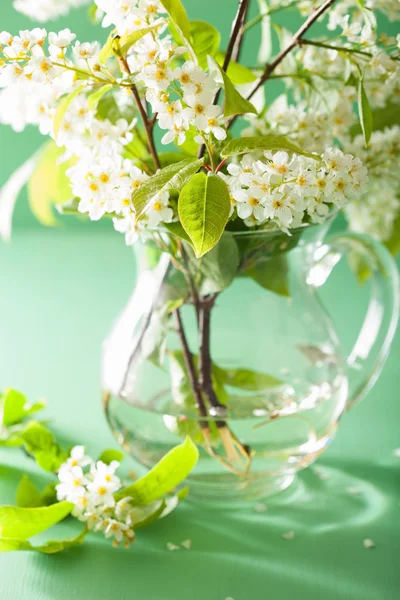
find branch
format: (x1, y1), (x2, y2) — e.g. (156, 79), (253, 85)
(197, 0), (251, 160)
(246, 0), (338, 101)
(223, 0), (252, 70)
(118, 55), (161, 171)
(299, 38), (372, 57)
(174, 309), (209, 428)
(198, 296), (226, 427)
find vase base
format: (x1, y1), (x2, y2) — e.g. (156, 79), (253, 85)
(183, 472), (296, 506)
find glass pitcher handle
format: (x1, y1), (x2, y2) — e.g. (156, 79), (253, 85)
(307, 232), (400, 411)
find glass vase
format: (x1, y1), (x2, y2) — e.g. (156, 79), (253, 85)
(101, 216), (399, 504)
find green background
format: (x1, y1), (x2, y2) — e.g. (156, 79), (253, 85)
(0, 2), (399, 599)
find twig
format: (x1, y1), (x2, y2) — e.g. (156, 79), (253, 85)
(223, 0), (252, 70)
(118, 55), (161, 171)
(198, 295), (226, 423)
(231, 0), (251, 63)
(228, 0), (338, 128)
(174, 309), (208, 428)
(299, 38), (373, 57)
(197, 0), (251, 160)
(248, 0), (338, 99)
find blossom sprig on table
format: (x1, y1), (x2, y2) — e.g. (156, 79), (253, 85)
(0, 389), (198, 554)
(56, 447), (137, 548)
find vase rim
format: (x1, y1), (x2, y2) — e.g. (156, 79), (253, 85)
(157, 209), (338, 240)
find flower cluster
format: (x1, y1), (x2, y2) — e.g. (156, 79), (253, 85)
(95, 0), (167, 36)
(222, 149), (368, 230)
(0, 19), (226, 244)
(345, 180), (400, 243)
(344, 126), (400, 242)
(13, 0), (90, 22)
(299, 0), (400, 30)
(56, 446), (136, 548)
(243, 92), (356, 154)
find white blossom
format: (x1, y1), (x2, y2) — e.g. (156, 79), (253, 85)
(13, 0), (90, 23)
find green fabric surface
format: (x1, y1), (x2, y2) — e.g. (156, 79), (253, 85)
(1, 2), (400, 598)
(0, 230), (399, 600)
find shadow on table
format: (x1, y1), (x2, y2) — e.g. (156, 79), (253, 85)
(10, 457), (399, 600)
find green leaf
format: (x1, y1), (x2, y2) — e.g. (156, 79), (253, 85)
(16, 476), (42, 509)
(163, 221), (193, 245)
(190, 21), (220, 69)
(0, 389), (26, 426)
(128, 499), (167, 529)
(214, 366), (282, 391)
(96, 93), (136, 125)
(87, 84), (113, 111)
(247, 254), (290, 296)
(28, 142), (74, 226)
(257, 0), (272, 64)
(208, 56), (257, 118)
(0, 528), (86, 554)
(0, 501), (73, 541)
(20, 422), (68, 472)
(117, 26), (159, 56)
(197, 234), (240, 295)
(350, 101), (400, 137)
(24, 400), (46, 417)
(159, 0), (191, 40)
(40, 483), (58, 507)
(215, 52), (257, 84)
(139, 152), (194, 171)
(133, 158), (203, 218)
(98, 32), (116, 64)
(385, 209), (400, 257)
(357, 77), (373, 147)
(115, 436), (199, 504)
(54, 83), (87, 138)
(98, 449), (124, 465)
(159, 0), (196, 62)
(221, 135), (319, 160)
(178, 172), (231, 258)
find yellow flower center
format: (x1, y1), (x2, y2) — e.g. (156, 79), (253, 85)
(335, 179), (345, 191)
(180, 73), (191, 84)
(155, 69), (166, 81)
(40, 60), (51, 72)
(90, 182), (99, 192)
(249, 197), (259, 207)
(194, 104), (205, 115)
(316, 178), (327, 189)
(100, 173), (110, 184)
(208, 118), (217, 127)
(297, 175), (306, 186)
(153, 201), (162, 212)
(97, 487), (107, 496)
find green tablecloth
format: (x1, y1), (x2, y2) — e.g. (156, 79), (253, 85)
(0, 230), (399, 600)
